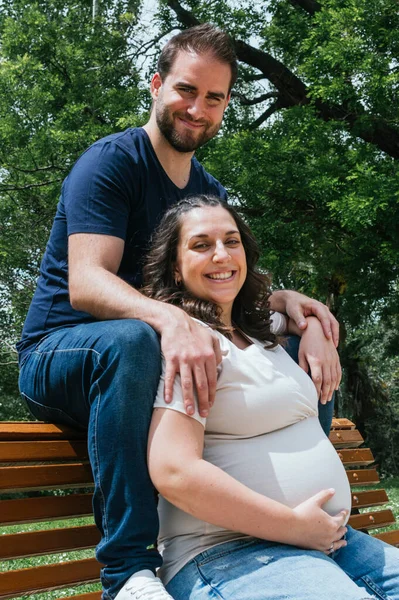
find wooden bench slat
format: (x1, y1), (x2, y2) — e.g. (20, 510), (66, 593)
(0, 525), (100, 560)
(0, 558), (101, 600)
(374, 529), (399, 547)
(0, 463), (93, 493)
(0, 422), (86, 442)
(0, 493), (93, 526)
(348, 509), (396, 530)
(0, 440), (89, 463)
(347, 468), (380, 486)
(329, 430), (364, 448)
(351, 489), (389, 509)
(59, 593), (101, 600)
(336, 448), (374, 467)
(331, 418), (356, 430)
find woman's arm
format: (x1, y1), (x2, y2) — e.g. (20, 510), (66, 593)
(288, 316), (342, 404)
(148, 408), (347, 552)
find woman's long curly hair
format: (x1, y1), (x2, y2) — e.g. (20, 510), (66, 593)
(142, 195), (277, 346)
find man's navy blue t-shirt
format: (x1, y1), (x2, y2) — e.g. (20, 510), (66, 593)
(17, 128), (227, 362)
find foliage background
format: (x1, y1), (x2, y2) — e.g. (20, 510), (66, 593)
(0, 0), (398, 472)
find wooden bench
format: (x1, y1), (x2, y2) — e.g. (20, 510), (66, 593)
(1, 419), (399, 599)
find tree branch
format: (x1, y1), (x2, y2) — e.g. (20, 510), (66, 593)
(242, 72), (267, 83)
(288, 0), (321, 16)
(7, 165), (64, 174)
(231, 91), (279, 106)
(248, 101), (283, 129)
(166, 0), (200, 27)
(234, 39), (308, 107)
(127, 27), (176, 60)
(0, 179), (63, 192)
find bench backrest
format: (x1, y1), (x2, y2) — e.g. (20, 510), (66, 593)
(0, 422), (100, 600)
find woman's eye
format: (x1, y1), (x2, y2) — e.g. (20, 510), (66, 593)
(226, 239), (240, 246)
(193, 243), (209, 250)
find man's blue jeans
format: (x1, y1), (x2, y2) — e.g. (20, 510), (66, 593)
(18, 319), (162, 599)
(18, 323), (333, 599)
(166, 528), (399, 599)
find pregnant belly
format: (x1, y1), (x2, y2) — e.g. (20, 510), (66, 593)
(204, 416), (352, 520)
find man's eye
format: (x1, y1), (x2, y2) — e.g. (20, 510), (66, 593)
(179, 87), (194, 94)
(207, 97), (221, 106)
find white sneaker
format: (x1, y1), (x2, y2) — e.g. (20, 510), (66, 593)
(115, 569), (174, 600)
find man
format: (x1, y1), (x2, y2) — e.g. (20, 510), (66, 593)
(18, 24), (339, 600)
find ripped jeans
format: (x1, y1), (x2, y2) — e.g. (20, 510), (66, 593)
(166, 527), (399, 600)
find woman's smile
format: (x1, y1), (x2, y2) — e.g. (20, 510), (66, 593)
(205, 270), (236, 281)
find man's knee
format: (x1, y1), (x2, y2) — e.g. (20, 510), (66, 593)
(100, 320), (160, 360)
(98, 320), (162, 386)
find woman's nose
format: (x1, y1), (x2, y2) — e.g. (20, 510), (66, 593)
(213, 243), (230, 262)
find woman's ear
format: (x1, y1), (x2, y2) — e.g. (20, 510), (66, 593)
(174, 266), (182, 287)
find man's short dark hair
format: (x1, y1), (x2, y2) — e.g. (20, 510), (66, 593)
(157, 23), (238, 92)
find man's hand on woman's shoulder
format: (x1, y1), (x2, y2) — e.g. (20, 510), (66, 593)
(159, 308), (222, 418)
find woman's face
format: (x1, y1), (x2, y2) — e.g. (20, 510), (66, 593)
(174, 205), (247, 324)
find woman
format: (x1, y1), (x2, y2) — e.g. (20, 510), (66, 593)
(143, 195), (399, 600)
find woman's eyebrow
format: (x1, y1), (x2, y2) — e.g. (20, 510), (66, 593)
(189, 230), (239, 240)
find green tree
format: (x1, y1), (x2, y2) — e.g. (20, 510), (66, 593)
(0, 0), (146, 416)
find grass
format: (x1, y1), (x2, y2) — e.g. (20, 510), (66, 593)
(354, 475), (399, 533)
(2, 479), (399, 599)
(1, 516), (101, 599)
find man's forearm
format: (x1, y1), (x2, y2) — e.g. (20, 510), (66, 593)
(69, 265), (181, 334)
(269, 289), (290, 314)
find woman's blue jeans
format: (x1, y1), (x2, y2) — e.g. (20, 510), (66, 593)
(18, 319), (162, 599)
(166, 528), (399, 599)
(18, 324), (333, 599)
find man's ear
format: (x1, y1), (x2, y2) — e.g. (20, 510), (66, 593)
(150, 72), (163, 100)
(225, 93), (231, 109)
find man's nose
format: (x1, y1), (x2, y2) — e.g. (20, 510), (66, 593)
(186, 96), (206, 120)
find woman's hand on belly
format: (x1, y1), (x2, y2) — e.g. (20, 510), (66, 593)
(290, 488), (348, 552)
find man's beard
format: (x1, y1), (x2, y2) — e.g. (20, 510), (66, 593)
(155, 102), (222, 153)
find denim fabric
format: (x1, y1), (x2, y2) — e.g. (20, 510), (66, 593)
(18, 319), (162, 599)
(167, 527), (399, 600)
(284, 334), (334, 436)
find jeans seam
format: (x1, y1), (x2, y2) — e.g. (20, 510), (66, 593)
(92, 350), (109, 543)
(34, 346), (101, 356)
(20, 392), (84, 429)
(195, 564), (226, 600)
(195, 539), (261, 567)
(28, 344), (109, 542)
(359, 575), (388, 600)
